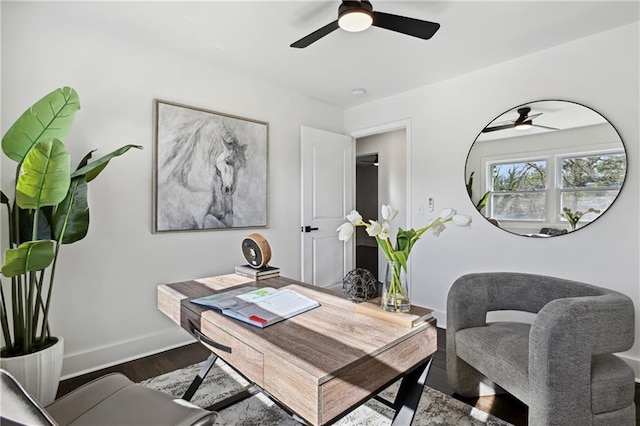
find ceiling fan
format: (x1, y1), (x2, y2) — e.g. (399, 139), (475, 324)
(482, 107), (560, 133)
(290, 1), (440, 48)
(357, 154), (379, 167)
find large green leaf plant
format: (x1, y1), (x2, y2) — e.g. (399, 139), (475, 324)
(1, 87), (141, 356)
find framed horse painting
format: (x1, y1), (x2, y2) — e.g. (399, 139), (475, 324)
(153, 100), (268, 232)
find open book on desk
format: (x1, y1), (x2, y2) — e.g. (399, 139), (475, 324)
(190, 287), (320, 328)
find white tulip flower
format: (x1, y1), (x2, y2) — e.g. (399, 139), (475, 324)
(366, 220), (382, 237)
(346, 210), (363, 225)
(379, 222), (391, 240)
(452, 214), (472, 226)
(439, 208), (456, 220)
(425, 217), (437, 227)
(381, 205), (398, 222)
(337, 223), (354, 241)
(337, 204), (473, 277)
(430, 223), (446, 237)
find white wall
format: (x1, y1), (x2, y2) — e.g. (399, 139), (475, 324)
(345, 23), (640, 377)
(1, 3), (343, 377)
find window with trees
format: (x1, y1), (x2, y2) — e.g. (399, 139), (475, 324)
(489, 160), (547, 221)
(559, 152), (626, 224)
(486, 151), (625, 225)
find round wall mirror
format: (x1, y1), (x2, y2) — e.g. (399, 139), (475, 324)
(465, 100), (627, 237)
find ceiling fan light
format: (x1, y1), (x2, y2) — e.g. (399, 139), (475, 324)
(515, 120), (533, 130)
(338, 10), (373, 32)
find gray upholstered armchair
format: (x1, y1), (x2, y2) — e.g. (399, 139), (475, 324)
(447, 272), (635, 426)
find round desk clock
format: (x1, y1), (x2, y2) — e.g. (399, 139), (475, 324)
(241, 233), (272, 268)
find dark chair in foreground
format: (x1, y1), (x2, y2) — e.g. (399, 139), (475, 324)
(1, 368), (217, 426)
(447, 272), (635, 426)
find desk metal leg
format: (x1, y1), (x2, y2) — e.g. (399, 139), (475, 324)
(182, 353), (218, 401)
(183, 320), (232, 402)
(391, 356), (433, 426)
(205, 385), (260, 412)
(182, 353), (263, 413)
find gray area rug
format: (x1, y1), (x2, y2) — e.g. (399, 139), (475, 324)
(140, 359), (512, 426)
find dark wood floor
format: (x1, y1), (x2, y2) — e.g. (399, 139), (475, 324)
(59, 328), (639, 425)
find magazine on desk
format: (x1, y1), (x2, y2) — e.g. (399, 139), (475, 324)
(190, 287), (320, 328)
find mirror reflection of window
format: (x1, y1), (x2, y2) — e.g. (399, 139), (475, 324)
(560, 152), (626, 226)
(489, 160), (547, 222)
(466, 100), (627, 237)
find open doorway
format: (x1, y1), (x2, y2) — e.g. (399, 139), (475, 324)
(355, 153), (378, 277)
(355, 128), (407, 282)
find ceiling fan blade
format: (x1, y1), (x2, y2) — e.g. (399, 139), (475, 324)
(291, 20), (340, 48)
(533, 124), (560, 131)
(372, 11), (440, 40)
(489, 119), (516, 127)
(482, 124), (515, 133)
(526, 112), (543, 120)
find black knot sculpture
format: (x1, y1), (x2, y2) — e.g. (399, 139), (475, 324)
(342, 268), (378, 303)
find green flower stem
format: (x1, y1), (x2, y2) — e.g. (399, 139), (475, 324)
(385, 259), (406, 301)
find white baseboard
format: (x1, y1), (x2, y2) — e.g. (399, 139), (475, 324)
(60, 327), (195, 380)
(436, 309), (640, 382)
(617, 354), (640, 383)
(433, 308), (447, 329)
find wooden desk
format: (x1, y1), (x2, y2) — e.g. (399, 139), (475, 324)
(158, 274), (437, 425)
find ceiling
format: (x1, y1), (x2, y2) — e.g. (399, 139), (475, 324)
(31, 1), (640, 109)
(476, 100), (609, 142)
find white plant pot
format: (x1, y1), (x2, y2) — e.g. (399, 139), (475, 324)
(1, 336), (64, 406)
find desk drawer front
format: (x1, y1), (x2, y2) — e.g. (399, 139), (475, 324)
(320, 325), (437, 423)
(181, 307), (264, 387)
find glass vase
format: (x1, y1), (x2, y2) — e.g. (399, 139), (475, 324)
(381, 259), (410, 313)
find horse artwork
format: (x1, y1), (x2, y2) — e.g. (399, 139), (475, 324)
(154, 101), (268, 231)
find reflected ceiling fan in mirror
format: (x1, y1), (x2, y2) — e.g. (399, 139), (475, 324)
(482, 107), (560, 133)
(290, 0), (440, 48)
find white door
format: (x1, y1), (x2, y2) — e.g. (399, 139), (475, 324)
(301, 126), (354, 288)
